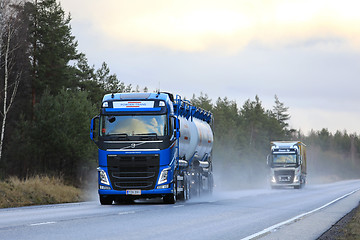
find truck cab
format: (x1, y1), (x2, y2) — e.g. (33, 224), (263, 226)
(90, 92), (214, 204)
(267, 141), (307, 189)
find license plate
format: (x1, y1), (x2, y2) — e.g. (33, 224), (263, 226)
(279, 176), (290, 181)
(126, 189), (141, 195)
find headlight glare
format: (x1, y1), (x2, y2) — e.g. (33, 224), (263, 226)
(271, 176), (276, 183)
(294, 175), (299, 183)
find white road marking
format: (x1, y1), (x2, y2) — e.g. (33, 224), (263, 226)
(241, 188), (360, 240)
(174, 205), (185, 207)
(118, 211), (135, 215)
(30, 221), (56, 226)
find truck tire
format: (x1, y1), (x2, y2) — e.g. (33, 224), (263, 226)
(208, 174), (214, 195)
(177, 176), (186, 201)
(190, 173), (201, 197)
(163, 193), (176, 204)
(185, 178), (191, 200)
(99, 195), (113, 205)
(197, 173), (202, 196)
(164, 181), (177, 204)
(301, 176), (306, 188)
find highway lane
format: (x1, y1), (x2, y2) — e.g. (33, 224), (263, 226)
(0, 179), (359, 240)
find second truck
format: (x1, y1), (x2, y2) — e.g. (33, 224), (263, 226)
(267, 141), (307, 189)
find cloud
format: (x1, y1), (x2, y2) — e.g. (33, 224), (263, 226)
(59, 0), (360, 134)
(62, 0), (360, 53)
(290, 107), (360, 134)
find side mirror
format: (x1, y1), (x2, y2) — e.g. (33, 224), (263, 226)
(170, 129), (176, 142)
(90, 115), (99, 143)
(174, 117), (180, 130)
(176, 118), (180, 138)
(172, 117), (180, 140)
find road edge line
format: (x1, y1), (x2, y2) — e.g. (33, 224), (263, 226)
(240, 188), (360, 240)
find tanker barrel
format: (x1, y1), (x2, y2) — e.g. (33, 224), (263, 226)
(193, 160), (210, 168)
(178, 160), (189, 168)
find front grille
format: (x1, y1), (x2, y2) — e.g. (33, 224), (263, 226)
(107, 154), (160, 190)
(274, 170), (295, 184)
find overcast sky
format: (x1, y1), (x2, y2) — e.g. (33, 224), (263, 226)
(60, 0), (360, 134)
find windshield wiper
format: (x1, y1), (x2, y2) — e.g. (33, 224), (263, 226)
(106, 133), (128, 140)
(273, 163), (296, 167)
(134, 133), (158, 140)
(108, 133), (128, 137)
(134, 133), (158, 136)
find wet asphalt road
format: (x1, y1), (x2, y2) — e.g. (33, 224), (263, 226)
(1, 180), (360, 240)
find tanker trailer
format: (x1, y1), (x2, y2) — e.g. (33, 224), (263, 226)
(90, 92), (214, 204)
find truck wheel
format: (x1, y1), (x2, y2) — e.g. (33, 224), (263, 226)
(177, 177), (186, 201)
(190, 174), (201, 197)
(163, 193), (176, 204)
(164, 181), (177, 204)
(208, 174), (214, 195)
(100, 195), (113, 205)
(301, 177), (306, 188)
(185, 179), (191, 200)
(177, 191), (184, 201)
(197, 174), (202, 196)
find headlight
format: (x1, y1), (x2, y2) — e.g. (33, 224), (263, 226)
(158, 168), (170, 185)
(294, 175), (299, 183)
(98, 168), (110, 185)
(271, 176), (276, 183)
(156, 184), (169, 189)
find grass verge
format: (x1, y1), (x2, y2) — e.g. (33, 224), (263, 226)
(338, 203), (360, 240)
(0, 176), (83, 208)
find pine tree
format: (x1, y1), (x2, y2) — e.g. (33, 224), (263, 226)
(29, 0), (80, 101)
(240, 95), (266, 146)
(273, 95), (290, 129)
(191, 92), (213, 111)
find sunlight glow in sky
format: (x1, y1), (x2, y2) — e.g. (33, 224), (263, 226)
(65, 0), (360, 53)
(61, 0), (360, 134)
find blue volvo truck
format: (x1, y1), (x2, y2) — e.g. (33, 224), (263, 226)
(90, 92), (214, 204)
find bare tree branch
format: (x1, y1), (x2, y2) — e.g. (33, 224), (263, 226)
(0, 0), (23, 161)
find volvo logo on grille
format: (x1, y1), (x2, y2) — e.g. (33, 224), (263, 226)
(121, 141), (147, 150)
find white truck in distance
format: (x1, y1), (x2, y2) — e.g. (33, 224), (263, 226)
(267, 141), (307, 189)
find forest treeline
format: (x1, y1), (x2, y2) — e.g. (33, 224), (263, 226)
(0, 0), (139, 182)
(191, 93), (360, 187)
(1, 0), (359, 186)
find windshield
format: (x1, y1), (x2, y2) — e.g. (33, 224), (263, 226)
(100, 115), (167, 136)
(272, 154), (297, 164)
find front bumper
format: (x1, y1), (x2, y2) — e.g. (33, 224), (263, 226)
(98, 187), (174, 197)
(270, 182), (300, 187)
